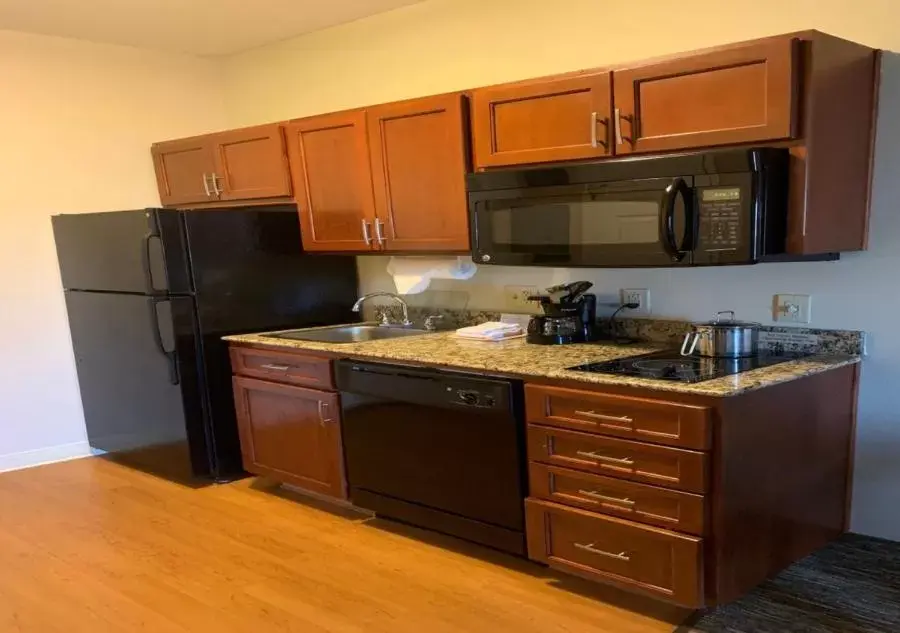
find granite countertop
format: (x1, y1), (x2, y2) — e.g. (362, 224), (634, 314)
(224, 327), (860, 397)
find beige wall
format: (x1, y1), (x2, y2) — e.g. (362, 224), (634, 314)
(0, 30), (225, 470)
(219, 0), (900, 540)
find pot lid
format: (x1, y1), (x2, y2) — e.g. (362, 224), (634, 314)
(695, 310), (761, 328)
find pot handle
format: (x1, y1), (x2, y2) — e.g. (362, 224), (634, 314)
(680, 331), (700, 356)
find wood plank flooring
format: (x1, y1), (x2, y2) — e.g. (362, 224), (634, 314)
(0, 458), (692, 632)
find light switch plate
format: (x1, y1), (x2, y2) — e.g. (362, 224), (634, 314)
(773, 294), (811, 324)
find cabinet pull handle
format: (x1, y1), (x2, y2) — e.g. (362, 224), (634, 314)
(577, 489), (635, 506)
(615, 108), (635, 146)
(202, 173), (212, 197)
(575, 450), (635, 466)
(574, 543), (631, 561)
(212, 174), (223, 196)
(574, 410), (633, 427)
(260, 363), (290, 371)
(361, 219), (372, 246)
(374, 218), (386, 246)
(590, 113), (609, 149)
(317, 401), (332, 425)
(614, 108), (623, 146)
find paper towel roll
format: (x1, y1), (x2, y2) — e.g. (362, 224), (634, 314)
(386, 256), (477, 294)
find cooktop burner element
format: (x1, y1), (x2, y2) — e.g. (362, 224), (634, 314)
(569, 350), (811, 383)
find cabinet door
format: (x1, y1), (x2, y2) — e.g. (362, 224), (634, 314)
(212, 123), (292, 201)
(151, 137), (216, 206)
(613, 38), (797, 155)
(471, 73), (612, 168)
(233, 376), (346, 498)
(368, 94), (470, 252)
(285, 112), (376, 252)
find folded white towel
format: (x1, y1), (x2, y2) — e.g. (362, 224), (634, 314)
(455, 321), (524, 341)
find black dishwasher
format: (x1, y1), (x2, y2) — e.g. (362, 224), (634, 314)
(335, 360), (527, 555)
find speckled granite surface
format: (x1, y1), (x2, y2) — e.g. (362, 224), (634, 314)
(224, 328), (859, 397)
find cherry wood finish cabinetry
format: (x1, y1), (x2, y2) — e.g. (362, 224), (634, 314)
(152, 124), (292, 207)
(151, 137), (217, 206)
(229, 345), (346, 499)
(368, 94), (470, 252)
(524, 364), (859, 608)
(286, 95), (471, 253)
(471, 74), (612, 169)
(612, 38), (797, 155)
(212, 124), (292, 201)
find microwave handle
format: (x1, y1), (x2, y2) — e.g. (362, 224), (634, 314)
(660, 177), (691, 262)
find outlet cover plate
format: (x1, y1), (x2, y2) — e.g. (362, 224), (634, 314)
(620, 288), (651, 315)
(504, 285), (538, 312)
(773, 294), (811, 324)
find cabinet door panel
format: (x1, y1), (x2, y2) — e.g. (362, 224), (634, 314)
(214, 124), (292, 201)
(614, 38), (797, 154)
(471, 74), (612, 168)
(233, 376), (346, 498)
(285, 112), (376, 252)
(368, 94), (470, 252)
(151, 138), (216, 206)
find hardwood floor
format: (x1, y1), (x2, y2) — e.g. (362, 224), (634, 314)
(0, 458), (691, 632)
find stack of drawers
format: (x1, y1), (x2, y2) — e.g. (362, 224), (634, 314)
(523, 384), (711, 607)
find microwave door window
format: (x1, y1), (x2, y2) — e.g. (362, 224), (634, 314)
(575, 200), (659, 244)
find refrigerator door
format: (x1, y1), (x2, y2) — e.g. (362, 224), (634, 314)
(181, 205), (360, 477)
(65, 290), (213, 480)
(52, 209), (191, 294)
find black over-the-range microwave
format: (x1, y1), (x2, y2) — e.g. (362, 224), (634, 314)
(466, 148), (827, 268)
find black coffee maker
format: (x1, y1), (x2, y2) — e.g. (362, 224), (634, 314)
(526, 281), (598, 345)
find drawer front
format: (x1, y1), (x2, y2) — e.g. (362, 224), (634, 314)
(229, 346), (333, 389)
(528, 425), (708, 493)
(529, 463), (706, 535)
(525, 384), (711, 449)
(525, 498), (703, 607)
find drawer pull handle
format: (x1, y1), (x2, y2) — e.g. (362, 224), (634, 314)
(317, 401), (332, 426)
(576, 450), (635, 466)
(260, 363), (291, 371)
(574, 543), (631, 561)
(574, 410), (634, 427)
(577, 489), (635, 506)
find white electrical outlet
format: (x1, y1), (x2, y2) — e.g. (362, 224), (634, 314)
(773, 294), (811, 324)
(620, 288), (651, 315)
(504, 285), (539, 311)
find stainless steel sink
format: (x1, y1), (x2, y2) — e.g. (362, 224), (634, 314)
(261, 324), (430, 344)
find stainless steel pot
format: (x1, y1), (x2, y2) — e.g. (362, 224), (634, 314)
(680, 311), (760, 358)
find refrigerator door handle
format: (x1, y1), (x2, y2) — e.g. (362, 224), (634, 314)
(149, 297), (180, 385)
(141, 231), (161, 294)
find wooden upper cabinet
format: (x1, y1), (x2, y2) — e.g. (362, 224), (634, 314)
(367, 94), (470, 252)
(285, 111), (376, 252)
(471, 73), (613, 168)
(233, 375), (346, 499)
(212, 124), (292, 201)
(613, 38), (798, 154)
(152, 137), (216, 206)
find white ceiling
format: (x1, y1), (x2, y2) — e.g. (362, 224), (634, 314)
(0, 0), (427, 56)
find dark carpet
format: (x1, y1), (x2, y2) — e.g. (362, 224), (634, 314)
(683, 534), (900, 633)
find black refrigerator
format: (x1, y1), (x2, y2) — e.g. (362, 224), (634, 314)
(52, 205), (359, 482)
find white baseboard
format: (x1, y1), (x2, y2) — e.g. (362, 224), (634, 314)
(0, 441), (94, 474)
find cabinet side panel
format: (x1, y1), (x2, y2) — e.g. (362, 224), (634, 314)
(711, 365), (856, 603)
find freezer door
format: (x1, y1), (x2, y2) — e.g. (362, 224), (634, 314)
(52, 209), (191, 294)
(183, 205), (359, 333)
(65, 290), (213, 480)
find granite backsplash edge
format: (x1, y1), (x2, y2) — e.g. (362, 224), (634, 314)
(365, 306), (864, 356)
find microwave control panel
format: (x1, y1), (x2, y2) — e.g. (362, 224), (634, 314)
(698, 187), (742, 250)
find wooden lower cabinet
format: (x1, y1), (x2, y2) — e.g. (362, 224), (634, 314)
(232, 375), (346, 499)
(526, 499), (703, 607)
